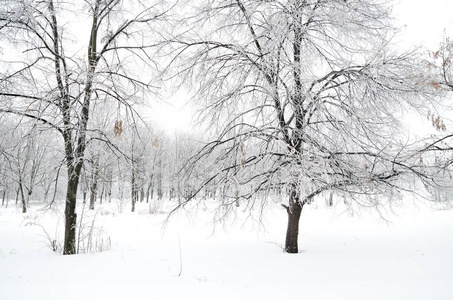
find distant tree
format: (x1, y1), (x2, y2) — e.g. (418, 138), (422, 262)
(0, 119), (52, 212)
(84, 104), (118, 210)
(168, 131), (200, 203)
(0, 0), (171, 254)
(11, 128), (47, 213)
(129, 130), (142, 212)
(116, 122), (158, 211)
(171, 0), (437, 253)
(0, 117), (15, 208)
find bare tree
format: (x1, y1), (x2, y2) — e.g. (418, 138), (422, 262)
(0, 117), (53, 212)
(11, 128), (47, 213)
(0, 0), (172, 254)
(170, 0), (436, 253)
(84, 103), (119, 210)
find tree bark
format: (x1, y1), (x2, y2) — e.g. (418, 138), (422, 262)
(284, 187), (304, 254)
(131, 194), (136, 212)
(89, 192), (95, 210)
(44, 181), (51, 203)
(63, 174), (78, 255)
(131, 169), (136, 212)
(100, 186), (104, 205)
(140, 186), (144, 203)
(89, 160), (99, 210)
(19, 179), (27, 213)
(15, 187), (19, 204)
(146, 182), (151, 203)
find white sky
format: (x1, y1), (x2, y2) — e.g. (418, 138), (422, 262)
(393, 0), (453, 49)
(152, 0), (453, 133)
(147, 88), (195, 134)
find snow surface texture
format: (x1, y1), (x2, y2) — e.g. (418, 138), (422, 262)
(0, 200), (452, 300)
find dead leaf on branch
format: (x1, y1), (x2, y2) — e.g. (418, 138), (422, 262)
(429, 81), (442, 91)
(114, 120), (123, 141)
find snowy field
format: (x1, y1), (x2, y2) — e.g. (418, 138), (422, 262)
(0, 198), (452, 300)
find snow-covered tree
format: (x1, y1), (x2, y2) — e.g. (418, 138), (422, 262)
(0, 116), (57, 212)
(0, 0), (171, 254)
(171, 0), (437, 253)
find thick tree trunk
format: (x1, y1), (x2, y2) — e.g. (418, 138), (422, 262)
(63, 175), (78, 255)
(284, 188), (304, 254)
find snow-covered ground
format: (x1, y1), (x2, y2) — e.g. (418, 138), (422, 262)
(0, 198), (452, 300)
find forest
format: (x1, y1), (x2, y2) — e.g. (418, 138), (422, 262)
(0, 1), (453, 299)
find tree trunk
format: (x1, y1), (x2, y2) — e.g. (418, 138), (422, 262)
(140, 186), (144, 203)
(131, 170), (136, 213)
(15, 187), (19, 204)
(100, 186), (104, 205)
(131, 193), (136, 212)
(157, 158), (163, 201)
(107, 169), (113, 203)
(19, 179), (27, 213)
(89, 161), (99, 210)
(284, 188), (304, 254)
(89, 187), (96, 210)
(26, 190), (32, 209)
(146, 182), (151, 203)
(63, 174), (78, 255)
(2, 190), (5, 206)
(44, 181), (51, 204)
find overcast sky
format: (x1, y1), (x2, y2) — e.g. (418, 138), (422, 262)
(394, 0), (453, 49)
